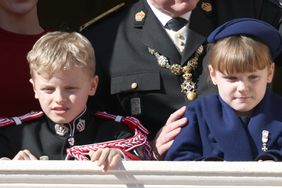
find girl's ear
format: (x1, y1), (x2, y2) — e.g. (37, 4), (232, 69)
(267, 62), (275, 83)
(208, 65), (217, 85)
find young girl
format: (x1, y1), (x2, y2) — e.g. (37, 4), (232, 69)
(165, 18), (282, 161)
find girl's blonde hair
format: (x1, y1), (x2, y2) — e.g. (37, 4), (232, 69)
(208, 36), (273, 74)
(27, 31), (96, 79)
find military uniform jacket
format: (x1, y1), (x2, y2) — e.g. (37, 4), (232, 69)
(0, 110), (137, 160)
(165, 89), (282, 161)
(83, 0), (281, 140)
(84, 0), (215, 140)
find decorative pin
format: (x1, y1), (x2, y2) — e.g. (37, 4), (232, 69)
(261, 130), (269, 152)
(135, 10), (145, 22)
(68, 137), (75, 146)
(201, 2), (212, 12)
(76, 119), (85, 132)
(55, 124), (69, 136)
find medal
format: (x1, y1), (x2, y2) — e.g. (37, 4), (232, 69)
(187, 91), (197, 101)
(148, 45), (203, 101)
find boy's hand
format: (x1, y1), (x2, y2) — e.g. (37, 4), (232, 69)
(13, 149), (38, 160)
(89, 148), (123, 172)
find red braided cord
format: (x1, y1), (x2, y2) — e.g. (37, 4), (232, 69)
(65, 112), (152, 160)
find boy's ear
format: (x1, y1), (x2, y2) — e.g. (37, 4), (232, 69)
(89, 75), (99, 96)
(208, 65), (217, 85)
(29, 78), (39, 99)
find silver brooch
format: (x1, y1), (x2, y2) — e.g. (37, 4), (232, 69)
(76, 119), (85, 132)
(261, 130), (269, 152)
(54, 124), (69, 136)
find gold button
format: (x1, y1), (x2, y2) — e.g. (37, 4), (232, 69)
(177, 34), (184, 40)
(180, 41), (185, 46)
(131, 82), (138, 89)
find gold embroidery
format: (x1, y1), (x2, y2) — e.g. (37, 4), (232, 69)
(201, 2), (212, 12)
(148, 46), (204, 100)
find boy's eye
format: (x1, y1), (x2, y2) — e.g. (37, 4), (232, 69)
(41, 87), (54, 93)
(66, 87), (78, 91)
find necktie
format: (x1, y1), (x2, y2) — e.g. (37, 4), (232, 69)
(165, 17), (188, 31)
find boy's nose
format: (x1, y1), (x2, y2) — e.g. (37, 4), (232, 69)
(55, 91), (66, 104)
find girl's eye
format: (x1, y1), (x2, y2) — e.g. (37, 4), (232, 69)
(224, 76), (237, 81)
(249, 75), (259, 80)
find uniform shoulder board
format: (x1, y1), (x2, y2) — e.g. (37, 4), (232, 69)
(0, 111), (44, 128)
(79, 2), (126, 32)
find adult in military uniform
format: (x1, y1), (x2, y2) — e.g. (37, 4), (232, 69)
(82, 0), (281, 160)
(0, 32), (151, 170)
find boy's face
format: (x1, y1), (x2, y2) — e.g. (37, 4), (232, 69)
(209, 64), (274, 116)
(30, 67), (98, 124)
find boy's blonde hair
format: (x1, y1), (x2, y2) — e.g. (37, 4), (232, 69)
(208, 36), (273, 74)
(27, 31), (96, 79)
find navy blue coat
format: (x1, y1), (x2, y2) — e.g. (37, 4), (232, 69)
(165, 89), (282, 161)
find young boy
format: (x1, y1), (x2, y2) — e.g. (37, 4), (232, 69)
(165, 18), (282, 161)
(0, 31), (151, 170)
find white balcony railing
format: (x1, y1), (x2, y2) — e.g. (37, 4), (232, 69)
(1, 161), (282, 188)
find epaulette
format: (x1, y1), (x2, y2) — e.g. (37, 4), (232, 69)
(0, 111), (44, 128)
(79, 2), (126, 32)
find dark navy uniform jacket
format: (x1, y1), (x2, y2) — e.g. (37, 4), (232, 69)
(165, 89), (282, 161)
(0, 110), (133, 160)
(83, 0), (281, 140)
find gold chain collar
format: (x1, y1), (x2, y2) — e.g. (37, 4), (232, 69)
(148, 45), (204, 101)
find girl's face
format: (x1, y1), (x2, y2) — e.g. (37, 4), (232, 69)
(209, 64), (275, 116)
(148, 0), (199, 17)
(30, 67), (98, 124)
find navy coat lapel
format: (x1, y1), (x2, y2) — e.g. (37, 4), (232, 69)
(248, 89), (282, 151)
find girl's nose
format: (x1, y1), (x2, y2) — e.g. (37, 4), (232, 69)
(237, 81), (249, 92)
